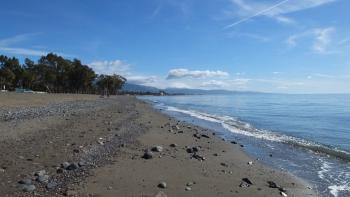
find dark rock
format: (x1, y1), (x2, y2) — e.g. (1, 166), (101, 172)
(56, 168), (64, 174)
(201, 134), (210, 138)
(240, 144), (244, 147)
(192, 146), (200, 152)
(169, 143), (177, 147)
(66, 163), (79, 171)
(18, 179), (32, 185)
(186, 148), (194, 153)
(73, 149), (80, 153)
(142, 150), (154, 159)
(230, 141), (237, 144)
(220, 162), (228, 167)
(192, 153), (205, 161)
(158, 181), (167, 189)
(267, 181), (279, 188)
(193, 133), (201, 139)
(61, 162), (70, 169)
(242, 178), (253, 185)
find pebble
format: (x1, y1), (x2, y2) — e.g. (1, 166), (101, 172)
(280, 191), (288, 197)
(46, 181), (58, 190)
(201, 134), (210, 138)
(36, 175), (49, 183)
(185, 187), (192, 191)
(62, 162), (70, 169)
(158, 181), (167, 189)
(151, 146), (163, 152)
(220, 162), (228, 167)
(142, 150), (154, 159)
(18, 179), (32, 185)
(19, 184), (36, 192)
(186, 182), (194, 186)
(267, 181), (279, 188)
(34, 170), (46, 177)
(248, 161), (253, 165)
(66, 163), (79, 171)
(240, 178), (253, 187)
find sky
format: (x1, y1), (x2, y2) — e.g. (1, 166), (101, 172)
(0, 0), (350, 93)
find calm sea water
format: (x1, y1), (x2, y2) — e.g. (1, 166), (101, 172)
(140, 94), (350, 197)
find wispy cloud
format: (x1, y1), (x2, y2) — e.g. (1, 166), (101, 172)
(286, 27), (335, 54)
(0, 33), (69, 57)
(167, 68), (229, 79)
(0, 47), (48, 56)
(225, 0), (336, 28)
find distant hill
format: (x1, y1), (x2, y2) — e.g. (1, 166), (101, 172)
(163, 88), (236, 95)
(121, 83), (160, 93)
(122, 83), (259, 95)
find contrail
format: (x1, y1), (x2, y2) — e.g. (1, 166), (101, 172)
(224, 0), (290, 29)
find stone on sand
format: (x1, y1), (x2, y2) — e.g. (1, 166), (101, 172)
(158, 181), (167, 189)
(151, 146), (163, 152)
(142, 150), (154, 159)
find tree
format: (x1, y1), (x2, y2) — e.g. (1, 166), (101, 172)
(0, 53), (126, 94)
(96, 74), (126, 95)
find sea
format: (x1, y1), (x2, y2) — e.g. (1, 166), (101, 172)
(139, 93), (350, 197)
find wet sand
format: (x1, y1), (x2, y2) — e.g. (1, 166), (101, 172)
(0, 93), (315, 196)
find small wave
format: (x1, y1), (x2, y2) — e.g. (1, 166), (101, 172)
(164, 105), (350, 161)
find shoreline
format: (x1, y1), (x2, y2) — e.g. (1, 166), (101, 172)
(0, 93), (315, 196)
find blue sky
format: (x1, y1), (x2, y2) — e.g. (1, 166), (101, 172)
(0, 0), (349, 93)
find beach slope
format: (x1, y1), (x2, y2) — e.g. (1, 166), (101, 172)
(0, 93), (315, 196)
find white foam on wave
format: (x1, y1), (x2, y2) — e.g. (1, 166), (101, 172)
(164, 105), (350, 160)
(317, 160), (332, 180)
(329, 184), (350, 197)
(166, 105), (313, 145)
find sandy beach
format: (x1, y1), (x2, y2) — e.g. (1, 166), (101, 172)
(0, 93), (315, 196)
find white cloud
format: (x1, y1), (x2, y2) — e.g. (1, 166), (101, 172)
(286, 27), (335, 54)
(225, 0), (336, 28)
(167, 68), (229, 79)
(89, 60), (130, 75)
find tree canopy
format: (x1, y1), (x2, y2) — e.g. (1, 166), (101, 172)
(0, 53), (126, 94)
